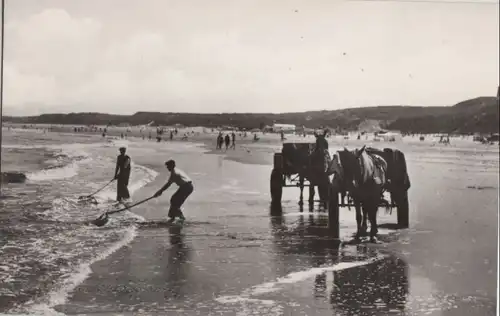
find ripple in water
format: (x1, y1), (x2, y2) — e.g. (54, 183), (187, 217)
(0, 140), (159, 315)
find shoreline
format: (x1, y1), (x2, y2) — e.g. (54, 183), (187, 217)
(2, 125), (497, 315)
(98, 131), (499, 315)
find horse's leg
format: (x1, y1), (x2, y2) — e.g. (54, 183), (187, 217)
(317, 185), (324, 210)
(355, 202), (363, 239)
(299, 175), (304, 206)
(362, 205), (368, 235)
(314, 185), (320, 205)
(309, 183), (315, 204)
(368, 200), (379, 242)
(320, 177), (329, 209)
(321, 184), (327, 209)
(357, 200), (368, 237)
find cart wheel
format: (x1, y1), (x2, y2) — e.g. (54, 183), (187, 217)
(395, 190), (409, 228)
(270, 169), (283, 203)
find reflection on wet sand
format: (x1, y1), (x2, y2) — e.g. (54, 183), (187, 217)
(329, 254), (409, 316)
(269, 202), (342, 258)
(269, 202), (410, 316)
(114, 225), (192, 305)
(163, 225), (191, 300)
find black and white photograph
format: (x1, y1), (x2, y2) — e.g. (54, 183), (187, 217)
(0, 0), (498, 315)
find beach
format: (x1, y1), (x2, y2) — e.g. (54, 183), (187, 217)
(0, 125), (498, 315)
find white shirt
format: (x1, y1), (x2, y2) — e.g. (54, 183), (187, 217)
(168, 168), (192, 186)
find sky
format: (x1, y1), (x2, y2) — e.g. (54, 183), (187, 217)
(1, 0), (499, 115)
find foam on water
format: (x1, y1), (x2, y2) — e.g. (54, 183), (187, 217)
(42, 150), (158, 222)
(2, 142), (99, 152)
(12, 142), (99, 182)
(27, 159), (88, 182)
(21, 227), (138, 316)
(215, 255), (385, 316)
(1, 224), (131, 313)
(255, 256), (384, 295)
(95, 163), (159, 203)
(2, 139), (159, 315)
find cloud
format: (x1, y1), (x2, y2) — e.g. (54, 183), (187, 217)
(8, 9), (101, 79)
(2, 2), (499, 116)
(5, 9), (105, 114)
(3, 64), (59, 111)
(4, 8), (271, 114)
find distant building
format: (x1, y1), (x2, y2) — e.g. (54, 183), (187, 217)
(272, 123), (296, 132)
(376, 130), (402, 142)
(295, 125), (315, 135)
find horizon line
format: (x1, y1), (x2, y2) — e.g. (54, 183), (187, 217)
(4, 94), (497, 117)
(3, 105), (442, 117)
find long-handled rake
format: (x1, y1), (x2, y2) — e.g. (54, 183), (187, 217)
(78, 179), (114, 203)
(91, 196), (155, 227)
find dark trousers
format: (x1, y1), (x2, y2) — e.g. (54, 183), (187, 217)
(117, 176), (130, 201)
(168, 182), (194, 218)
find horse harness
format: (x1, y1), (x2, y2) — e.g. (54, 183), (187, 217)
(357, 151), (388, 189)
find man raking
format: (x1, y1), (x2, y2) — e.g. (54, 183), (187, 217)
(114, 147), (131, 203)
(154, 159), (194, 223)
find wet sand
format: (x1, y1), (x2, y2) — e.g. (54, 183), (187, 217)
(57, 152), (406, 316)
(4, 125), (498, 315)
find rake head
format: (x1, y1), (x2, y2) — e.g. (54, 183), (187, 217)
(78, 196), (99, 205)
(91, 213), (109, 227)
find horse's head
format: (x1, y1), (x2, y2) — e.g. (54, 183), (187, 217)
(337, 146), (365, 190)
(329, 152), (344, 183)
(354, 145), (366, 158)
(314, 129), (329, 151)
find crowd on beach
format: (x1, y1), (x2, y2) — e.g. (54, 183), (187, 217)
(4, 123), (500, 148)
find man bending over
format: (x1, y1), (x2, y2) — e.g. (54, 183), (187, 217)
(154, 159), (194, 223)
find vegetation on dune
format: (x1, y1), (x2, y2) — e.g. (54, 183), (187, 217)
(4, 96), (498, 134)
(385, 97), (499, 134)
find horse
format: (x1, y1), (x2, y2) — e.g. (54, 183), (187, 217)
(313, 129), (329, 150)
(335, 145), (388, 242)
(309, 130), (331, 207)
(282, 129), (332, 207)
(303, 130), (331, 207)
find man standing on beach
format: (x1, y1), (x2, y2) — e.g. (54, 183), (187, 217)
(224, 134), (231, 150)
(154, 159), (194, 223)
(114, 147), (131, 202)
(231, 132), (236, 149)
(217, 133), (223, 149)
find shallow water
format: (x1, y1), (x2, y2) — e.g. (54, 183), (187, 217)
(0, 128), (497, 315)
(1, 130), (158, 313)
